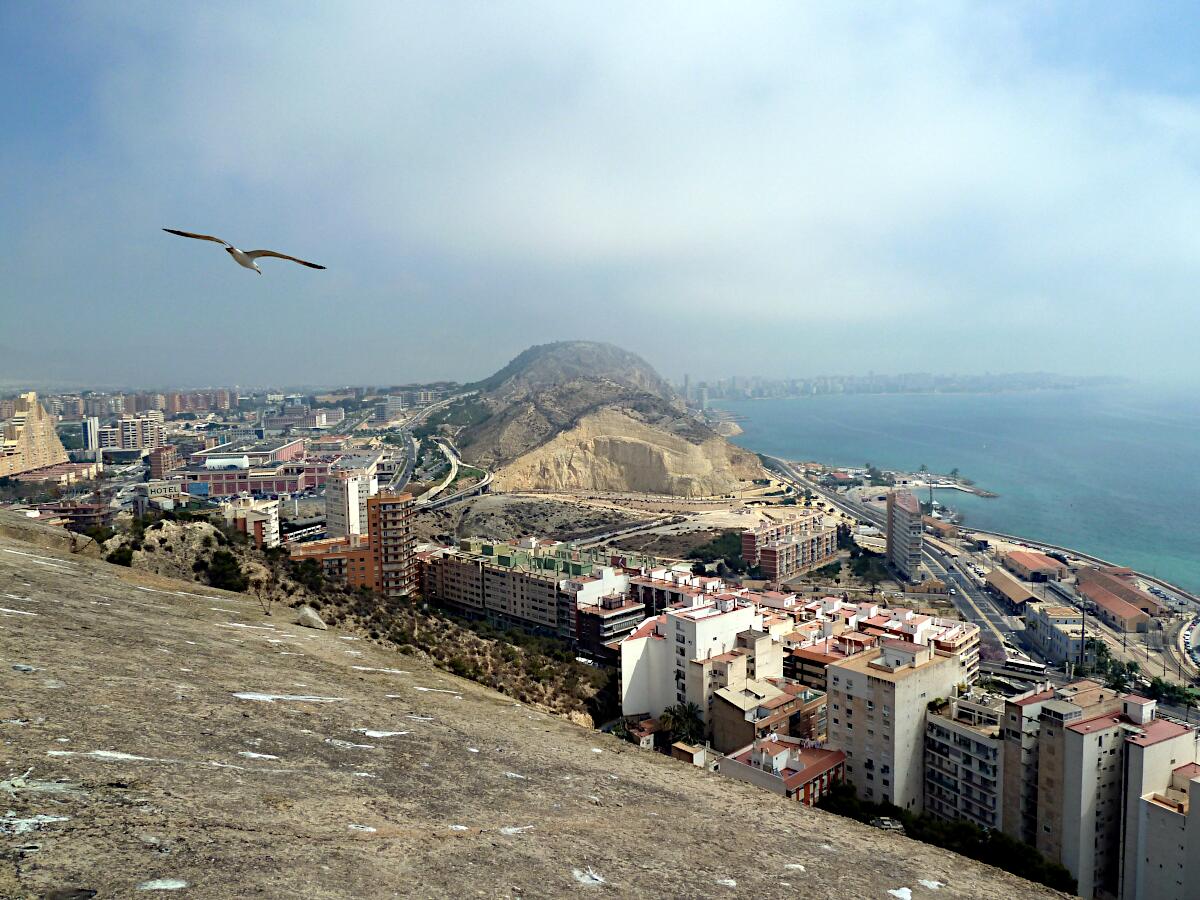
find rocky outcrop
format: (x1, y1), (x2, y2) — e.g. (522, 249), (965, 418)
(0, 510), (101, 558)
(493, 407), (763, 496)
(295, 605), (328, 630)
(450, 340), (767, 495)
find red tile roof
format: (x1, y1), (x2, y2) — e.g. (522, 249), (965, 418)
(1014, 688), (1056, 707)
(1006, 550), (1063, 572)
(623, 616), (664, 642)
(1079, 582), (1148, 622)
(1127, 717), (1193, 748)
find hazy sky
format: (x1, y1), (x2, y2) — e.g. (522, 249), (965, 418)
(3, 3), (1200, 388)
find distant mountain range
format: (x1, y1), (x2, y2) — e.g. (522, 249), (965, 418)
(682, 372), (1126, 402)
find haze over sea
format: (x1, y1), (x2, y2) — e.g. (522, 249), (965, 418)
(719, 384), (1200, 594)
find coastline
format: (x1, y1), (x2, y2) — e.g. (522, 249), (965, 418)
(759, 448), (1200, 605)
(716, 387), (1200, 595)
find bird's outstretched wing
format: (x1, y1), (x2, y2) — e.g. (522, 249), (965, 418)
(244, 249), (326, 269)
(163, 228), (232, 247)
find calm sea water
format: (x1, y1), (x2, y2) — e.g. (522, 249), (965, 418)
(719, 384), (1200, 593)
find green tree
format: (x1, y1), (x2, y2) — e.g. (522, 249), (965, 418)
(660, 702), (704, 746)
(206, 550), (249, 593)
(106, 544), (134, 567)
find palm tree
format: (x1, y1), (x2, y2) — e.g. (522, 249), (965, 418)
(661, 702), (704, 745)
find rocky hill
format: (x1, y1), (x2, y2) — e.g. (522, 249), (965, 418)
(445, 341), (764, 496)
(0, 512), (1065, 899)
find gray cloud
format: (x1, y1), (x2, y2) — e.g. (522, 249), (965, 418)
(3, 2), (1200, 386)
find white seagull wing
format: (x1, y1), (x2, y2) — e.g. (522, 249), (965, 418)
(244, 249), (326, 270)
(163, 228), (232, 247)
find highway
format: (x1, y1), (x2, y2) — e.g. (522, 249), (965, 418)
(384, 429), (419, 491)
(380, 391), (479, 493)
(418, 439), (460, 505)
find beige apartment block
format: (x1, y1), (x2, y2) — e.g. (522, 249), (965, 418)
(826, 639), (961, 813)
(1001, 679), (1199, 899)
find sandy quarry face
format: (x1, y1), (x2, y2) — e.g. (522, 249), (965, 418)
(0, 513), (1064, 899)
(492, 407), (763, 497)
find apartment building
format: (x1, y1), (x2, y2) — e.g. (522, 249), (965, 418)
(777, 599), (979, 691)
(0, 393), (69, 477)
(222, 497), (281, 549)
(367, 493), (416, 598)
(119, 411), (165, 450)
(785, 634), (878, 690)
(886, 489), (924, 581)
(627, 567), (725, 618)
(81, 416), (101, 459)
(925, 690), (1005, 831)
(741, 511), (838, 582)
(710, 680), (827, 752)
(857, 608), (981, 686)
(619, 595), (771, 724)
(148, 445), (181, 479)
(717, 734), (846, 806)
(288, 491), (415, 597)
(326, 455), (382, 537)
(289, 534), (376, 591)
(826, 640), (962, 812)
(1000, 680), (1199, 898)
(1002, 681), (1112, 849)
(576, 591), (647, 665)
(420, 538), (636, 641)
(1121, 757), (1200, 899)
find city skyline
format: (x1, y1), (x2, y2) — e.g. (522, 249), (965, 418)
(4, 4), (1200, 386)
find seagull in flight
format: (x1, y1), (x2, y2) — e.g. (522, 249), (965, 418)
(163, 228), (326, 274)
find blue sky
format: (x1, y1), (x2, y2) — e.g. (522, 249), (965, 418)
(2, 2), (1199, 388)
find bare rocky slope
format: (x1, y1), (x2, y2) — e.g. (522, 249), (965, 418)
(447, 341), (765, 496)
(0, 512), (1065, 899)
(491, 406), (763, 495)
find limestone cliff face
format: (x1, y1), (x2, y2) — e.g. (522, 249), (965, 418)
(493, 407), (763, 497)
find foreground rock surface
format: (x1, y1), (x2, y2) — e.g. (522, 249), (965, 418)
(0, 515), (1063, 899)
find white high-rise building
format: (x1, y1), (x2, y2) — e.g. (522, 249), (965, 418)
(82, 416), (101, 459)
(886, 489), (924, 581)
(325, 457), (382, 538)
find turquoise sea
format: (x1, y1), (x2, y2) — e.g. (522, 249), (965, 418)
(719, 384), (1200, 594)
